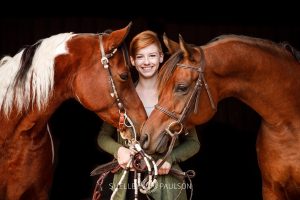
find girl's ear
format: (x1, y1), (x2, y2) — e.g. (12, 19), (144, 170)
(130, 56), (135, 66)
(159, 53), (164, 63)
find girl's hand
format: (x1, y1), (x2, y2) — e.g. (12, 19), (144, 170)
(117, 146), (134, 169)
(156, 159), (171, 175)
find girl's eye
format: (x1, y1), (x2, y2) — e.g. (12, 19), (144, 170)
(149, 54), (158, 59)
(136, 55), (144, 60)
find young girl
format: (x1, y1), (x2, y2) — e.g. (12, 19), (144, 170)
(98, 30), (200, 200)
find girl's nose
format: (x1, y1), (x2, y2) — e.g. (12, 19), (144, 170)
(144, 56), (150, 64)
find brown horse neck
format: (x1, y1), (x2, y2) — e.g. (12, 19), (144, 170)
(204, 40), (300, 127)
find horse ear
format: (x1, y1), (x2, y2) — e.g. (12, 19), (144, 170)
(179, 34), (193, 58)
(163, 33), (179, 55)
(108, 22), (132, 50)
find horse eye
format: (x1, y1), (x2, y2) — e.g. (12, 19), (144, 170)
(120, 72), (129, 81)
(175, 84), (188, 93)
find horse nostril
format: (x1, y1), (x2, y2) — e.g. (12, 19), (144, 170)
(140, 133), (150, 149)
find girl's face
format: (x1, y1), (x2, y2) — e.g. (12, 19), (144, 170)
(130, 44), (163, 79)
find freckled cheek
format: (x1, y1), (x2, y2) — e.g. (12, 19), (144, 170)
(153, 60), (160, 66)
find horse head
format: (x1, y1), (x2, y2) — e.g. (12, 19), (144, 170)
(56, 22), (147, 137)
(140, 34), (217, 154)
(73, 24), (147, 136)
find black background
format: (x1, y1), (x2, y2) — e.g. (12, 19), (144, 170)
(1, 4), (299, 200)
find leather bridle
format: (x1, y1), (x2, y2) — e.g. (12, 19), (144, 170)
(154, 47), (216, 168)
(99, 34), (135, 137)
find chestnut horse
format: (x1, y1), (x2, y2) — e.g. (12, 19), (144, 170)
(0, 23), (147, 200)
(140, 34), (300, 200)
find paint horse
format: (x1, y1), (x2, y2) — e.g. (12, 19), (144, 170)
(0, 23), (147, 200)
(140, 33), (300, 200)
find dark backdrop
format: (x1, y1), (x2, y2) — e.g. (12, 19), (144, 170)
(1, 12), (299, 200)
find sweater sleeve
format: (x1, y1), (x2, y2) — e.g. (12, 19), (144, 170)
(97, 122), (122, 159)
(167, 127), (200, 164)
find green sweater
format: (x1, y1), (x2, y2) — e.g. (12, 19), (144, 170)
(97, 122), (200, 200)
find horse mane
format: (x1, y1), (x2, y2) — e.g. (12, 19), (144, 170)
(208, 34), (300, 61)
(158, 50), (183, 95)
(0, 32), (74, 116)
(158, 34), (300, 95)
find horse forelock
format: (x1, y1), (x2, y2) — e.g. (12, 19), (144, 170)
(158, 50), (182, 95)
(0, 32), (74, 116)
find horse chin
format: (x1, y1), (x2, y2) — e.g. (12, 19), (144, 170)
(155, 134), (170, 154)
